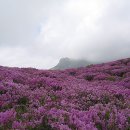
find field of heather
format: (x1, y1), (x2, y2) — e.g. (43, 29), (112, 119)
(0, 58), (130, 130)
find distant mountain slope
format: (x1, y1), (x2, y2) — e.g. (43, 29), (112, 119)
(51, 57), (91, 70)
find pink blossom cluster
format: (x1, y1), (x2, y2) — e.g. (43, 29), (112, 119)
(0, 58), (130, 130)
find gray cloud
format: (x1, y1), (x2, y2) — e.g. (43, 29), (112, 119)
(0, 0), (130, 69)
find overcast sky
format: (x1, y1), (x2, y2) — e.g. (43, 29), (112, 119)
(0, 0), (130, 69)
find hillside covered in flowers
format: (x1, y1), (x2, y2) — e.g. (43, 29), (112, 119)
(0, 58), (130, 130)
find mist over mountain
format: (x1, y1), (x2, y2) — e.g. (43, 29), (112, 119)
(51, 57), (92, 70)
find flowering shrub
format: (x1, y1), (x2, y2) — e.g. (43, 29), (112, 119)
(0, 58), (130, 130)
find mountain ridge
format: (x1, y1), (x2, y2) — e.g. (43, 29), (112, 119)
(51, 57), (92, 70)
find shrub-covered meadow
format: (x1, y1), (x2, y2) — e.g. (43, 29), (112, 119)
(0, 58), (130, 130)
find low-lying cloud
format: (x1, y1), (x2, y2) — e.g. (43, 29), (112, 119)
(0, 0), (130, 69)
